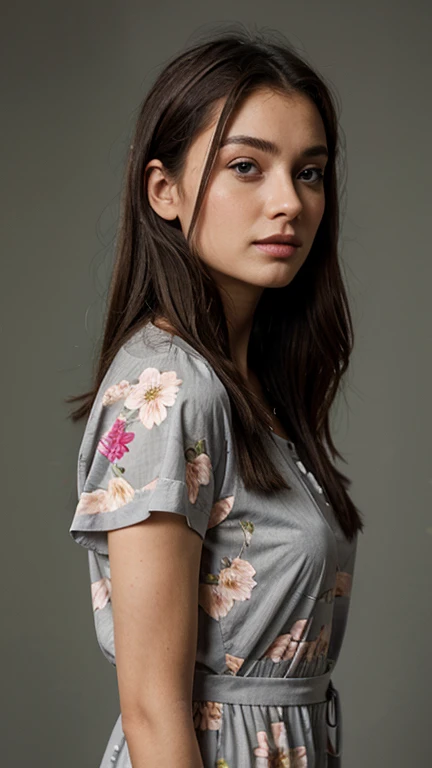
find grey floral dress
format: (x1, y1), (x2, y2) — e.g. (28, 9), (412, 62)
(69, 321), (358, 768)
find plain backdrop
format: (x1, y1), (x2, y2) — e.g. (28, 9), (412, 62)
(2, 2), (431, 766)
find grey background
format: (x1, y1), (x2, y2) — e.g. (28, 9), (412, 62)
(2, 2), (431, 766)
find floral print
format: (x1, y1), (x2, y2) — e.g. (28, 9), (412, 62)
(97, 365), (183, 471)
(74, 367), (216, 517)
(261, 621), (330, 664)
(199, 518), (257, 620)
(317, 569), (351, 604)
(185, 439), (212, 503)
(101, 379), (132, 406)
(70, 325), (358, 768)
(191, 709), (309, 768)
(225, 652), (245, 675)
(192, 700), (223, 731)
(199, 557), (257, 620)
(254, 722), (308, 767)
(91, 577), (111, 611)
(123, 366), (182, 429)
(98, 417), (135, 462)
(75, 477), (135, 515)
(101, 364), (183, 425)
(335, 569), (352, 597)
(208, 495), (235, 528)
(262, 620), (308, 662)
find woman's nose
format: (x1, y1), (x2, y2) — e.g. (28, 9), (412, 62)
(263, 174), (303, 220)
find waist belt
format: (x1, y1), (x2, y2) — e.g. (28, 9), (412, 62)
(192, 662), (342, 758)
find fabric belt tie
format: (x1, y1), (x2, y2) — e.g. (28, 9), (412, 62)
(192, 661), (342, 759)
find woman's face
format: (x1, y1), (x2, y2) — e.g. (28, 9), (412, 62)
(151, 87), (328, 309)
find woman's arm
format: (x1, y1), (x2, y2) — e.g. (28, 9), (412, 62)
(108, 510), (205, 768)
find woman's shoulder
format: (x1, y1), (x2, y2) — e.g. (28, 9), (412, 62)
(117, 320), (230, 404)
(71, 323), (236, 555)
(82, 321), (232, 445)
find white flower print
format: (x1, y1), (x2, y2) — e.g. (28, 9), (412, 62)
(124, 367), (182, 429)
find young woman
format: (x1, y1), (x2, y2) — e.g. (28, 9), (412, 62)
(67, 26), (364, 768)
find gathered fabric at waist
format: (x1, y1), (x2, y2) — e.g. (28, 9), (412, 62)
(192, 661), (342, 759)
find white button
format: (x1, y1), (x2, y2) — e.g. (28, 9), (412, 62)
(110, 744), (120, 762)
(307, 471), (323, 493)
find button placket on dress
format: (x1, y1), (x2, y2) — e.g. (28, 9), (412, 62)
(268, 434), (343, 763)
(109, 734), (125, 764)
(110, 743), (120, 763)
(285, 440), (331, 507)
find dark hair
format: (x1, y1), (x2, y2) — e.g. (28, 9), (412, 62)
(66, 24), (364, 541)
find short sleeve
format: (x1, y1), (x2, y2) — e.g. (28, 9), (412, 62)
(69, 347), (231, 556)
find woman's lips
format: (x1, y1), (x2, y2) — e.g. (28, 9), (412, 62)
(253, 242), (299, 257)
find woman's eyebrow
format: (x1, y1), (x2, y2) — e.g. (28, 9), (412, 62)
(219, 134), (329, 159)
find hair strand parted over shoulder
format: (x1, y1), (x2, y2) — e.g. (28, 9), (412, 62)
(65, 23), (364, 542)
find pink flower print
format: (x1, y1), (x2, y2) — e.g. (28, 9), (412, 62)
(199, 557), (257, 620)
(106, 476), (136, 510)
(76, 488), (111, 515)
(262, 620), (308, 662)
(335, 570), (352, 597)
(254, 728), (272, 761)
(91, 577), (112, 611)
(199, 583), (235, 620)
(192, 701), (223, 731)
(262, 633), (293, 663)
(140, 476), (158, 491)
(186, 452), (212, 503)
(306, 624), (331, 661)
(254, 723), (308, 768)
(254, 721), (289, 767)
(75, 477), (136, 515)
(98, 418), (135, 462)
(313, 623), (331, 659)
(225, 653), (245, 675)
(290, 619), (308, 642)
(208, 496), (234, 528)
(102, 379), (132, 406)
(305, 636), (319, 663)
(218, 558), (257, 600)
(124, 366), (182, 429)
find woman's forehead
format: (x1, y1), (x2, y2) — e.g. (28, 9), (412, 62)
(186, 90), (326, 169)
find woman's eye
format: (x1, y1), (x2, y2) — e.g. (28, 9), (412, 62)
(228, 160), (259, 177)
(299, 167), (325, 184)
(228, 162), (325, 183)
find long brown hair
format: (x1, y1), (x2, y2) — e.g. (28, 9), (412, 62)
(66, 24), (364, 541)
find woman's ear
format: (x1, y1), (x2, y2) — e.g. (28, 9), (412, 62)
(145, 159), (180, 221)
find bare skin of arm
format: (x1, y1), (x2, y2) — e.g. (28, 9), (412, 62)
(108, 511), (205, 768)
